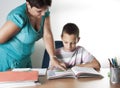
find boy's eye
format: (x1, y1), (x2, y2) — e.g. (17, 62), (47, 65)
(64, 42), (68, 44)
(64, 42), (76, 45)
(38, 11), (42, 12)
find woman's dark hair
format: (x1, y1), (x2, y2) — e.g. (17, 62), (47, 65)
(61, 23), (79, 38)
(26, 0), (52, 8)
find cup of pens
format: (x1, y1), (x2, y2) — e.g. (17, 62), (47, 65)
(110, 67), (120, 84)
(108, 58), (120, 84)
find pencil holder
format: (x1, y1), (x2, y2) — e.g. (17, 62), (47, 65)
(110, 67), (120, 84)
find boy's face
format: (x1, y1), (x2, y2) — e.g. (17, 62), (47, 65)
(61, 33), (79, 52)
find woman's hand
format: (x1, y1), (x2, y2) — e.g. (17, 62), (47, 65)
(49, 56), (67, 70)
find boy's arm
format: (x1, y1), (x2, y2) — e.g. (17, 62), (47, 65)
(76, 58), (101, 71)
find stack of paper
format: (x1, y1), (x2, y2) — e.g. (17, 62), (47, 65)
(12, 68), (47, 76)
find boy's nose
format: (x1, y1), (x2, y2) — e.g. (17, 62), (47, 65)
(68, 44), (71, 48)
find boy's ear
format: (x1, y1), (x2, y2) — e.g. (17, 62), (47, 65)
(77, 37), (80, 43)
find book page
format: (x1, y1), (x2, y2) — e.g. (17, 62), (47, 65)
(47, 69), (74, 79)
(71, 66), (102, 77)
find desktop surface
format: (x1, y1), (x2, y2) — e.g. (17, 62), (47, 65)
(22, 68), (120, 88)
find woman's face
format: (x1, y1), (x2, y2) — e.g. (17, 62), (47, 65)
(27, 2), (48, 18)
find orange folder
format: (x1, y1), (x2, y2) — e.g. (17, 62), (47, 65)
(0, 71), (38, 82)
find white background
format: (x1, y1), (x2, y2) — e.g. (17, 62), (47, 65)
(0, 0), (120, 67)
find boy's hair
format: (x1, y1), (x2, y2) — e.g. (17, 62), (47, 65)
(61, 23), (79, 38)
(26, 0), (52, 8)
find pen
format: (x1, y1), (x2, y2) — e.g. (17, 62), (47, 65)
(111, 58), (119, 68)
(108, 58), (113, 67)
(114, 57), (118, 67)
(112, 58), (116, 67)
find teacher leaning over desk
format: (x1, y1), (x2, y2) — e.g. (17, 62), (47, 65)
(0, 0), (66, 71)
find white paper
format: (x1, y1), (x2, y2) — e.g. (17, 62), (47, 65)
(12, 68), (47, 76)
(12, 68), (31, 71)
(0, 81), (41, 88)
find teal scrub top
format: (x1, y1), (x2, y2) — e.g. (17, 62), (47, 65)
(0, 3), (50, 71)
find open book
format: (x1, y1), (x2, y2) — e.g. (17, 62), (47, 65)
(47, 66), (103, 79)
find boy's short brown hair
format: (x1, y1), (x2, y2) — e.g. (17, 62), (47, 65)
(61, 23), (79, 38)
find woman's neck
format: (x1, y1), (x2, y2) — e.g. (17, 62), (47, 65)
(27, 12), (42, 31)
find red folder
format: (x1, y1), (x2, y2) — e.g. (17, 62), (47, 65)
(0, 71), (38, 82)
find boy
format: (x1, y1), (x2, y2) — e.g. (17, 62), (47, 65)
(55, 23), (100, 71)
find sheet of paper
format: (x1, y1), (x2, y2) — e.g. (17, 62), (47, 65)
(12, 68), (31, 71)
(0, 81), (40, 88)
(12, 68), (47, 76)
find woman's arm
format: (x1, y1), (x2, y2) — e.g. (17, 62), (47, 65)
(0, 21), (20, 43)
(76, 58), (101, 71)
(43, 16), (66, 70)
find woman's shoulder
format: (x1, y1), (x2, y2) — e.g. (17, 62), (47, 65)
(8, 3), (27, 18)
(7, 3), (27, 28)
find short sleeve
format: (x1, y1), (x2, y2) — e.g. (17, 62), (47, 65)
(44, 9), (50, 17)
(81, 47), (94, 63)
(7, 13), (25, 29)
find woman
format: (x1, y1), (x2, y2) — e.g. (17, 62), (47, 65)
(0, 0), (66, 71)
